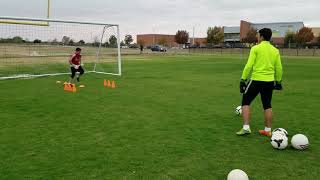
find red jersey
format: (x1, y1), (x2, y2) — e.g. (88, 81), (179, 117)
(70, 53), (81, 65)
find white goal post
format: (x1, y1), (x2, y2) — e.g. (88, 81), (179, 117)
(0, 16), (122, 80)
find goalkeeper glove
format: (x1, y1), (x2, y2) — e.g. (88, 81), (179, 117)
(274, 81), (283, 90)
(240, 79), (247, 94)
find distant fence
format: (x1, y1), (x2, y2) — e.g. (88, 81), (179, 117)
(187, 48), (320, 57)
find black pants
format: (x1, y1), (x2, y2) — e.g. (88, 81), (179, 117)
(70, 66), (84, 78)
(242, 80), (274, 110)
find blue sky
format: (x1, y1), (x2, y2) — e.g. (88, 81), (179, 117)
(0, 0), (319, 41)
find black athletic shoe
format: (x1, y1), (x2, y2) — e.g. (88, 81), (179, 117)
(77, 77), (80, 82)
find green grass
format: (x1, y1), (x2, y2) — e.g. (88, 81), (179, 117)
(0, 54), (319, 179)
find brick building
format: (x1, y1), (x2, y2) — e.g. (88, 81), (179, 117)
(136, 34), (178, 48)
(136, 34), (207, 48)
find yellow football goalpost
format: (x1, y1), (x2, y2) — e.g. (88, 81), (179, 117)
(0, 0), (50, 26)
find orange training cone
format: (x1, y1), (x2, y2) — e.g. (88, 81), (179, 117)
(111, 80), (116, 89)
(71, 84), (77, 92)
(64, 83), (76, 93)
(63, 82), (70, 91)
(107, 80), (111, 87)
(104, 79), (107, 87)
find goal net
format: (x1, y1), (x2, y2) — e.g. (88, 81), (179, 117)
(0, 16), (121, 80)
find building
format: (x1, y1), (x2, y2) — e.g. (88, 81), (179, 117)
(136, 34), (206, 47)
(223, 26), (241, 43)
(188, 37), (207, 46)
(136, 34), (177, 47)
(224, 20), (304, 45)
(311, 27), (320, 43)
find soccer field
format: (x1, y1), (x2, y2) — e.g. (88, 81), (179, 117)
(0, 54), (319, 179)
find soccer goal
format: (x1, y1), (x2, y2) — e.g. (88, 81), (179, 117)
(0, 16), (121, 80)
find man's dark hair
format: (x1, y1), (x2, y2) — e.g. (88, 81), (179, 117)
(258, 28), (272, 41)
(76, 47), (81, 51)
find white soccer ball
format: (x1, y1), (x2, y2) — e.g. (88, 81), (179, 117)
(291, 134), (309, 150)
(270, 133), (288, 150)
(272, 128), (288, 137)
(74, 65), (80, 69)
(235, 106), (242, 116)
(227, 169), (249, 180)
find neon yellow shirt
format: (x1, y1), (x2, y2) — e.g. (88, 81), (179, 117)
(241, 41), (282, 82)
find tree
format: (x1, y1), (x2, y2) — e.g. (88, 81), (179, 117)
(207, 26), (224, 45)
(120, 40), (125, 47)
(104, 41), (110, 47)
(69, 39), (74, 46)
(318, 33), (320, 45)
(242, 28), (258, 44)
(124, 34), (133, 45)
(33, 39), (42, 43)
(284, 32), (296, 48)
(78, 40), (85, 45)
(295, 27), (314, 47)
(51, 38), (58, 45)
(12, 36), (24, 43)
(62, 36), (70, 45)
(109, 35), (117, 48)
(158, 37), (167, 46)
(175, 30), (189, 45)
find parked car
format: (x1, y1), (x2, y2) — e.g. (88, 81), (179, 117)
(150, 45), (167, 52)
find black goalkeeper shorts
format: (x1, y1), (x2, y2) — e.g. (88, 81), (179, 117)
(242, 80), (274, 110)
(70, 66), (84, 78)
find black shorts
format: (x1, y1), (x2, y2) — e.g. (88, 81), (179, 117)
(70, 66), (84, 78)
(242, 80), (274, 110)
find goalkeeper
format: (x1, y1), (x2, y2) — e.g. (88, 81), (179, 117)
(69, 47), (84, 83)
(237, 28), (283, 137)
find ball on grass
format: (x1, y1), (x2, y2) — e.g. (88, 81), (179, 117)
(227, 169), (249, 180)
(291, 134), (309, 150)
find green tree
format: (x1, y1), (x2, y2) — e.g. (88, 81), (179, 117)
(207, 26), (224, 45)
(296, 27), (314, 47)
(51, 38), (58, 45)
(284, 32), (296, 48)
(62, 36), (70, 45)
(175, 30), (189, 45)
(78, 40), (85, 45)
(69, 39), (74, 46)
(120, 40), (125, 47)
(33, 39), (41, 43)
(12, 36), (24, 43)
(109, 35), (118, 48)
(124, 35), (133, 45)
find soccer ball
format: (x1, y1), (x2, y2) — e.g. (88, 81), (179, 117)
(270, 133), (288, 150)
(291, 134), (309, 150)
(235, 106), (242, 116)
(227, 169), (249, 180)
(272, 128), (288, 137)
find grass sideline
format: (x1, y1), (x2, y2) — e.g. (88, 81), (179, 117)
(0, 54), (319, 179)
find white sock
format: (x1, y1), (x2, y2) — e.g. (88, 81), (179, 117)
(243, 125), (250, 130)
(265, 127), (271, 132)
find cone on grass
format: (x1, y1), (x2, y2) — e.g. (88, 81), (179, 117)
(104, 79), (107, 87)
(64, 82), (76, 93)
(111, 80), (116, 89)
(107, 80), (111, 87)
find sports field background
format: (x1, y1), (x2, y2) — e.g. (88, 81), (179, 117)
(0, 54), (319, 179)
